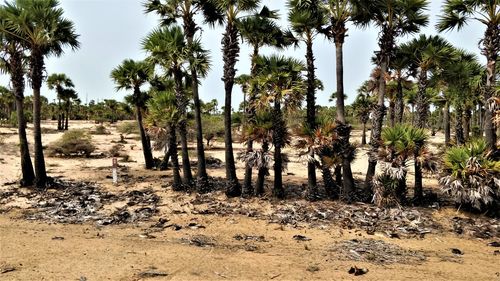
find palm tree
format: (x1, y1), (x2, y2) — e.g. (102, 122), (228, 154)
(352, 0), (429, 195)
(399, 34), (453, 129)
(352, 91), (374, 145)
(288, 0), (327, 197)
(390, 47), (412, 124)
(253, 54), (306, 199)
(437, 0), (499, 151)
(238, 8), (295, 195)
(0, 7), (35, 186)
(61, 87), (77, 130)
(208, 0), (262, 197)
(1, 0), (80, 187)
(111, 59), (155, 169)
(144, 0), (223, 190)
(47, 73), (74, 130)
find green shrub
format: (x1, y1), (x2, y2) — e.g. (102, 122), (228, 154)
(117, 122), (139, 136)
(48, 129), (96, 157)
(202, 115), (224, 147)
(91, 125), (110, 135)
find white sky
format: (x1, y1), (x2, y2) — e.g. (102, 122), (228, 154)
(0, 0), (484, 108)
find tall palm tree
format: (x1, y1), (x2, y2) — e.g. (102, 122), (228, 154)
(437, 0), (499, 150)
(111, 59), (155, 169)
(239, 8), (294, 195)
(253, 54), (306, 199)
(0, 7), (35, 186)
(352, 0), (429, 195)
(47, 73), (74, 130)
(1, 0), (80, 187)
(389, 48), (413, 124)
(323, 0), (361, 199)
(144, 0), (222, 190)
(288, 0), (327, 197)
(399, 34), (453, 129)
(208, 0), (262, 197)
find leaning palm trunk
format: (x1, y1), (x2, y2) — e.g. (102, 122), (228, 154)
(173, 70), (193, 186)
(306, 34), (317, 197)
(30, 50), (47, 187)
(273, 100), (285, 199)
(416, 71), (428, 129)
(222, 21), (241, 197)
(135, 104), (154, 169)
(11, 51), (35, 186)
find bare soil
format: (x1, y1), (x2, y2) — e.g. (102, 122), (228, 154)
(0, 120), (499, 281)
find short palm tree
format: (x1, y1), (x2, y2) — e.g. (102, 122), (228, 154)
(47, 73), (75, 130)
(110, 59), (154, 169)
(60, 87), (77, 130)
(1, 0), (80, 187)
(437, 0), (499, 151)
(208, 0), (262, 197)
(288, 0), (328, 197)
(352, 91), (374, 145)
(352, 0), (429, 195)
(253, 54), (306, 199)
(0, 7), (35, 186)
(390, 47), (413, 124)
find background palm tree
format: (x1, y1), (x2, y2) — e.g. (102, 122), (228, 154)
(47, 73), (75, 130)
(437, 0), (499, 151)
(111, 59), (154, 169)
(352, 0), (429, 195)
(208, 0), (261, 197)
(144, 0), (223, 190)
(61, 87), (77, 130)
(352, 91), (374, 145)
(1, 0), (80, 187)
(288, 0), (327, 197)
(0, 8), (35, 186)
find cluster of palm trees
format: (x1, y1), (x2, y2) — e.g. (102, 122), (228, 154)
(109, 0), (498, 205)
(0, 0), (80, 187)
(47, 73), (78, 130)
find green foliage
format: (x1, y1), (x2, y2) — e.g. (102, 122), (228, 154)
(202, 114), (224, 146)
(91, 125), (110, 135)
(440, 139), (500, 210)
(117, 122), (139, 136)
(48, 130), (95, 157)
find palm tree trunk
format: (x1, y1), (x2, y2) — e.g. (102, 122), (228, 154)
(11, 51), (35, 186)
(365, 58), (387, 195)
(135, 105), (154, 169)
(255, 141), (269, 196)
(57, 98), (62, 130)
(416, 70), (428, 129)
(483, 23), (498, 150)
(321, 165), (338, 199)
(464, 108), (471, 142)
(273, 100), (285, 199)
(168, 123), (182, 190)
(444, 102), (451, 146)
(31, 52), (47, 188)
(395, 77), (404, 123)
(222, 21), (241, 197)
(243, 46), (260, 196)
(335, 38), (355, 199)
(65, 105), (69, 130)
(455, 105), (465, 145)
(183, 17), (209, 191)
(305, 32), (317, 196)
(361, 122), (367, 145)
(389, 101), (395, 127)
(173, 70), (193, 186)
(413, 147), (423, 203)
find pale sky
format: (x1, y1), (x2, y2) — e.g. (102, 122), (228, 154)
(0, 0), (484, 108)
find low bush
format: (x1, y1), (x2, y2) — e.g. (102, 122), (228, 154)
(91, 125), (110, 135)
(48, 129), (96, 157)
(117, 122), (139, 136)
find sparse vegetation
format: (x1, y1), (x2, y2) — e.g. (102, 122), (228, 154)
(48, 129), (95, 157)
(117, 121), (139, 136)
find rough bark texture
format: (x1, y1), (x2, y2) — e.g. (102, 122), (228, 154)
(305, 32), (317, 196)
(361, 122), (367, 145)
(30, 50), (47, 188)
(174, 70), (193, 186)
(222, 20), (241, 197)
(255, 141), (269, 196)
(135, 103), (154, 170)
(464, 109), (471, 142)
(395, 76), (404, 123)
(10, 50), (35, 186)
(482, 22), (498, 150)
(413, 147), (423, 203)
(416, 70), (428, 129)
(455, 105), (465, 145)
(168, 123), (182, 191)
(444, 102), (451, 146)
(183, 15), (209, 191)
(272, 101), (285, 199)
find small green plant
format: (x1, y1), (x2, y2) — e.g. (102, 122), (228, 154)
(202, 115), (224, 147)
(48, 129), (96, 157)
(117, 121), (139, 136)
(439, 139), (500, 210)
(91, 125), (110, 135)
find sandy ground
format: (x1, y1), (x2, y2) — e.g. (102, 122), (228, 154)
(0, 120), (499, 281)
